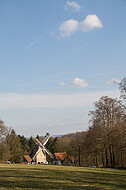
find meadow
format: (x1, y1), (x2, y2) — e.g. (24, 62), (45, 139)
(0, 164), (126, 190)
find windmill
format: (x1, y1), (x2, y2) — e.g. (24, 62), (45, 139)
(31, 133), (53, 164)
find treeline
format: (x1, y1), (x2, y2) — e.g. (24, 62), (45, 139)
(0, 78), (126, 168)
(0, 128), (37, 163)
(47, 78), (126, 168)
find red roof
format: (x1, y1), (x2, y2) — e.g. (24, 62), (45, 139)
(24, 155), (32, 163)
(54, 152), (74, 161)
(55, 152), (67, 161)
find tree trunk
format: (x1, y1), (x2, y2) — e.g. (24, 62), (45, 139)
(95, 157), (98, 167)
(112, 150), (115, 167)
(102, 154), (105, 167)
(78, 145), (81, 166)
(109, 146), (113, 167)
(105, 148), (108, 167)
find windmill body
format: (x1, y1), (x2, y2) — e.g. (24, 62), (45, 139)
(31, 133), (53, 164)
(32, 147), (47, 164)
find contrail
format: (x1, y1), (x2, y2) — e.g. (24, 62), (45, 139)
(25, 38), (40, 50)
(25, 21), (61, 50)
(25, 13), (73, 50)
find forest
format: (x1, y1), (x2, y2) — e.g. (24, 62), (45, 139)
(0, 78), (126, 168)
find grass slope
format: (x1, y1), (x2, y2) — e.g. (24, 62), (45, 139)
(0, 164), (126, 190)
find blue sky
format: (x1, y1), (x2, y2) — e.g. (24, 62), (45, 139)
(0, 0), (126, 137)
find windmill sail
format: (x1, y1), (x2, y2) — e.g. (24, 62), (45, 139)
(32, 147), (42, 161)
(42, 133), (51, 145)
(31, 133), (53, 164)
(35, 136), (53, 159)
(35, 138), (44, 147)
(44, 146), (53, 159)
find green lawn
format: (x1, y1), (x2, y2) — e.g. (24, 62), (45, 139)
(0, 164), (126, 190)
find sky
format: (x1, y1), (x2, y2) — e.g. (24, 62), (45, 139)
(0, 0), (126, 137)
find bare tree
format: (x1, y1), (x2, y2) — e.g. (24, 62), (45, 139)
(88, 96), (126, 168)
(120, 77), (126, 94)
(69, 132), (86, 166)
(0, 120), (10, 162)
(119, 77), (126, 109)
(0, 120), (8, 142)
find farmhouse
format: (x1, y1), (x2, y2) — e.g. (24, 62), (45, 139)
(53, 152), (74, 165)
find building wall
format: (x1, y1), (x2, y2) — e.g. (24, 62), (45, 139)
(36, 150), (46, 163)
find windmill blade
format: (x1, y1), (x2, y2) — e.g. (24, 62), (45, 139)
(35, 138), (44, 147)
(42, 133), (51, 145)
(35, 136), (53, 159)
(43, 146), (53, 159)
(32, 147), (42, 161)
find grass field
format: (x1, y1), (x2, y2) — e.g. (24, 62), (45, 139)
(0, 164), (126, 190)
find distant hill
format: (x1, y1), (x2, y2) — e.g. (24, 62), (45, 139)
(61, 131), (87, 140)
(27, 131), (87, 140)
(50, 131), (87, 140)
(52, 134), (63, 138)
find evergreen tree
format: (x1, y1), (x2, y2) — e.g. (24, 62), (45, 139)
(46, 137), (58, 154)
(28, 136), (36, 150)
(6, 129), (22, 163)
(18, 135), (30, 154)
(36, 135), (40, 140)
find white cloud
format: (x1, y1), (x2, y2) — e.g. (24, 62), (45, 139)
(58, 82), (66, 86)
(80, 14), (103, 31)
(59, 19), (78, 37)
(59, 14), (103, 37)
(107, 78), (121, 84)
(65, 1), (81, 12)
(0, 90), (119, 110)
(72, 78), (88, 88)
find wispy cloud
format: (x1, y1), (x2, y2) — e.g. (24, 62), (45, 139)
(65, 1), (81, 12)
(0, 90), (119, 110)
(59, 14), (103, 37)
(107, 78), (121, 84)
(58, 82), (66, 86)
(71, 78), (88, 88)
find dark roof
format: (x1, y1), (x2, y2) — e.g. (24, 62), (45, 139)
(24, 155), (32, 163)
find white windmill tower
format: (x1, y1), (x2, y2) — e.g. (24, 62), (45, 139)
(31, 133), (53, 164)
